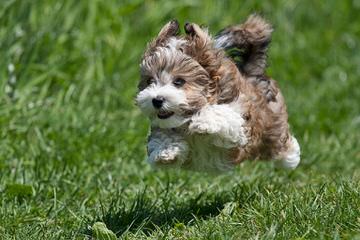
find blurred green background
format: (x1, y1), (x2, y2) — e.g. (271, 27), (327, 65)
(0, 0), (359, 239)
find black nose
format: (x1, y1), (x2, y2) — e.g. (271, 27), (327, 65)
(152, 97), (164, 108)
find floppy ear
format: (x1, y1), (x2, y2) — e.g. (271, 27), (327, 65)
(143, 20), (180, 58)
(184, 23), (223, 103)
(184, 22), (212, 48)
(184, 22), (222, 73)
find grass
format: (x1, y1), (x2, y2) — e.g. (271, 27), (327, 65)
(0, 0), (360, 239)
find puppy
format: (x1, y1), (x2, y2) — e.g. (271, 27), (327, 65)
(136, 15), (300, 173)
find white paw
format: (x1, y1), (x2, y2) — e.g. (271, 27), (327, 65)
(148, 144), (187, 166)
(157, 146), (180, 163)
(189, 105), (248, 147)
(275, 136), (301, 169)
(188, 118), (221, 135)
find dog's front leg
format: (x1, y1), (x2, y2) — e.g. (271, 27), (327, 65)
(147, 127), (189, 167)
(189, 104), (248, 148)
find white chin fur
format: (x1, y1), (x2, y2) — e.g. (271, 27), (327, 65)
(152, 115), (189, 129)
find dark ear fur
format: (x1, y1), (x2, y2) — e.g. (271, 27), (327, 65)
(183, 23), (224, 102)
(143, 20), (180, 59)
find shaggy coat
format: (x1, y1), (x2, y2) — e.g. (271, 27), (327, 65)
(136, 15), (300, 172)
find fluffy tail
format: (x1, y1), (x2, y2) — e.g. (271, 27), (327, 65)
(214, 14), (273, 76)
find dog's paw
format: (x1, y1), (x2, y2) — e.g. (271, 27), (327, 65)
(274, 136), (301, 169)
(148, 149), (177, 165)
(157, 147), (180, 164)
(148, 144), (187, 166)
(188, 105), (249, 147)
(188, 117), (221, 135)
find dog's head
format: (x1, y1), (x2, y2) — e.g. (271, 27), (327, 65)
(136, 20), (222, 128)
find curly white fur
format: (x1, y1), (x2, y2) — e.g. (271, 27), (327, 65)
(275, 136), (301, 169)
(146, 104), (249, 172)
(189, 104), (248, 148)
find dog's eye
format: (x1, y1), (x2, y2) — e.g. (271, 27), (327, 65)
(146, 78), (155, 85)
(173, 78), (185, 87)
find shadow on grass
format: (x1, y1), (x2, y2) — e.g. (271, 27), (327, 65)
(85, 183), (257, 237)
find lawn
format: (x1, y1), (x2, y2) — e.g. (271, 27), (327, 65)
(1, 0), (360, 239)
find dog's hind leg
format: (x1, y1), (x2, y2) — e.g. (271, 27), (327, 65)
(274, 136), (301, 169)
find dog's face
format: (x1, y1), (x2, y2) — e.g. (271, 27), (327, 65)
(136, 21), (211, 128)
